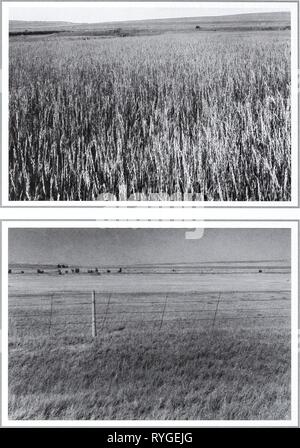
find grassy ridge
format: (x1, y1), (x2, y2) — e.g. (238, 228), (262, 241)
(9, 31), (291, 200)
(9, 326), (290, 420)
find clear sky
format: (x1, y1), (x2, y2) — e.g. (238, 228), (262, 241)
(8, 2), (291, 23)
(8, 228), (290, 266)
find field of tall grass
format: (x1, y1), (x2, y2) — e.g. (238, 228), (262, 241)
(9, 325), (290, 420)
(9, 31), (291, 201)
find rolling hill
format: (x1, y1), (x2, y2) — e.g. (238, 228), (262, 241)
(9, 11), (290, 38)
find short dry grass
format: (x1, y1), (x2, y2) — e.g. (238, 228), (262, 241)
(8, 325), (290, 420)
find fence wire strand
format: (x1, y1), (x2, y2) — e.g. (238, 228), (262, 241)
(9, 289), (290, 337)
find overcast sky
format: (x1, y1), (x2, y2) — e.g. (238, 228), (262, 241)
(9, 228), (290, 266)
(9, 2), (291, 23)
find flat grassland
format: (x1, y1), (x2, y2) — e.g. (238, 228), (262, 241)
(9, 12), (291, 201)
(9, 327), (290, 420)
(8, 266), (291, 420)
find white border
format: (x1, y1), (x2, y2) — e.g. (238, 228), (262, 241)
(1, 220), (298, 427)
(1, 1), (298, 207)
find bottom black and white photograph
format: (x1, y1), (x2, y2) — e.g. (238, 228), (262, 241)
(1, 221), (298, 426)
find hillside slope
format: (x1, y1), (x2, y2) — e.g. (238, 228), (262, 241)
(9, 11), (290, 37)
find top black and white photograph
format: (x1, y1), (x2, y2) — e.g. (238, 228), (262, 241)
(2, 1), (298, 204)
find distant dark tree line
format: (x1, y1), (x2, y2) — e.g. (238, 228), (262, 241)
(8, 266), (124, 274)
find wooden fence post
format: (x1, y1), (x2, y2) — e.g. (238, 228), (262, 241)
(159, 294), (168, 330)
(212, 292), (221, 331)
(48, 294), (53, 335)
(92, 290), (97, 337)
(102, 293), (111, 332)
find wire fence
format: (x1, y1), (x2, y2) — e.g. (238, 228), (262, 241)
(8, 289), (291, 338)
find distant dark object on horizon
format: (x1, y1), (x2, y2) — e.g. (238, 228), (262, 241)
(9, 29), (64, 37)
(9, 24), (291, 38)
